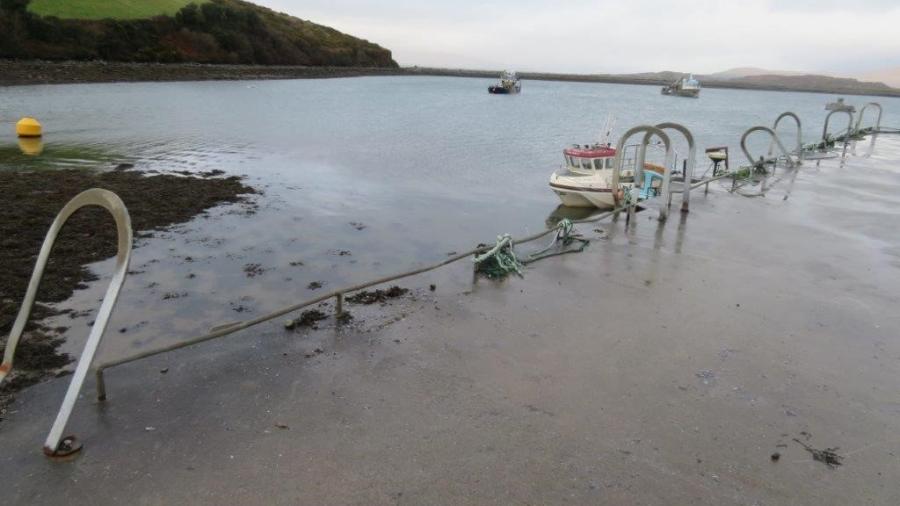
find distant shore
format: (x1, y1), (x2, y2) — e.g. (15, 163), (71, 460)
(2, 60), (899, 98)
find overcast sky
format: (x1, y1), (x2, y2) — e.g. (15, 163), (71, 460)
(259, 0), (900, 75)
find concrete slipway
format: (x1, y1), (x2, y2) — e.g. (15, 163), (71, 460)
(2, 135), (900, 505)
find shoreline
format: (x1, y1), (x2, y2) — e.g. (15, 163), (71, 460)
(2, 60), (899, 98)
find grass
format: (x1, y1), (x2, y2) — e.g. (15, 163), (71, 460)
(28, 0), (205, 20)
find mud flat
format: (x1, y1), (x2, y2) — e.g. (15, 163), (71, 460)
(2, 135), (900, 504)
(0, 166), (256, 419)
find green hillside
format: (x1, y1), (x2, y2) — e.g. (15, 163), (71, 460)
(28, 0), (203, 20)
(0, 0), (397, 67)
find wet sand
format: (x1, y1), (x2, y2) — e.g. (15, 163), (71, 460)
(1, 135), (900, 504)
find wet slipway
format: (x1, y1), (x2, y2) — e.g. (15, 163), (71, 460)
(3, 135), (900, 505)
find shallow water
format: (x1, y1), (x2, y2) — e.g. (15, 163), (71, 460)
(1, 76), (898, 358)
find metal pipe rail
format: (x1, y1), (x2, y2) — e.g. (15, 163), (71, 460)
(1, 189), (132, 457)
(95, 205), (643, 401)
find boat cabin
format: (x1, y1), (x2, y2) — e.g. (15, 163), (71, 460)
(563, 144), (616, 173)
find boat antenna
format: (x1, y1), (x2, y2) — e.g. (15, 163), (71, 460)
(599, 114), (616, 145)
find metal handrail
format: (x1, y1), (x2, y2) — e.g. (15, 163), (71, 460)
(854, 102), (883, 134)
(612, 125), (673, 221)
(823, 109), (854, 159)
(769, 112), (803, 164)
(0, 189), (132, 456)
(655, 122), (695, 212)
(741, 126), (795, 170)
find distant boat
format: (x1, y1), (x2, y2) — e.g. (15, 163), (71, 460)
(661, 74), (701, 98)
(488, 71), (521, 94)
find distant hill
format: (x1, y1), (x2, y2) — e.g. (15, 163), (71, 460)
(722, 74), (893, 94)
(706, 67), (806, 80)
(28, 0), (200, 20)
(858, 67), (900, 88)
(0, 0), (397, 67)
(618, 68), (897, 95)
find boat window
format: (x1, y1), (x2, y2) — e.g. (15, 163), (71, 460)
(593, 159), (604, 170)
(582, 158), (593, 170)
(606, 158), (614, 169)
(567, 156), (576, 168)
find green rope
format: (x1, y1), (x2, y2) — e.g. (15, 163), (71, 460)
(473, 219), (590, 279)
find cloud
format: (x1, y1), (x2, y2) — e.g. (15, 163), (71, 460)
(259, 0), (900, 75)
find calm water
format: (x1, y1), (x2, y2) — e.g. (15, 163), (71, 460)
(1, 76), (898, 357)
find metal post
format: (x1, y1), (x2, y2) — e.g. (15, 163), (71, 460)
(335, 293), (344, 316)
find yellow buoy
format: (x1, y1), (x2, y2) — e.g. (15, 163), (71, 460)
(18, 137), (44, 156)
(16, 117), (43, 138)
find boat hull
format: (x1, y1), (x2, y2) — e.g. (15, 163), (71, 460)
(488, 86), (520, 94)
(549, 181), (616, 209)
(661, 87), (700, 98)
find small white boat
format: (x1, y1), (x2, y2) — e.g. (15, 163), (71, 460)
(548, 119), (667, 209)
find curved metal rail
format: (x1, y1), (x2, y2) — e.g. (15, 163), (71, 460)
(741, 126), (795, 170)
(655, 122), (695, 212)
(612, 125), (673, 221)
(769, 112), (802, 164)
(854, 102), (883, 134)
(0, 189), (132, 456)
(823, 109), (854, 159)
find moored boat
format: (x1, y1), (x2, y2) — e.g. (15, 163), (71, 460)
(661, 74), (701, 98)
(548, 119), (668, 209)
(488, 71), (521, 94)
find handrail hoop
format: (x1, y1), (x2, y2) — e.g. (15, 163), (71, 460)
(0, 188), (132, 457)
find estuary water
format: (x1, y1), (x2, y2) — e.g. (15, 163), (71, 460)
(1, 76), (898, 357)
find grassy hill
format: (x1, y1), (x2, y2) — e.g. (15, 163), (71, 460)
(28, 0), (202, 20)
(0, 0), (396, 67)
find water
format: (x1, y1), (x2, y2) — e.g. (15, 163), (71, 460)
(1, 76), (898, 358)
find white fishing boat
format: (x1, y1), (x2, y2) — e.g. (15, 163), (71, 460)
(661, 74), (701, 98)
(548, 118), (666, 208)
(488, 71), (522, 94)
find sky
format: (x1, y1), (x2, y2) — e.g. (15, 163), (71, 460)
(258, 0), (900, 76)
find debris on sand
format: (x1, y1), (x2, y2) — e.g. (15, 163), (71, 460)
(307, 281), (323, 290)
(349, 222), (367, 231)
(346, 286), (408, 305)
(243, 263), (268, 278)
(0, 332), (70, 421)
(284, 309), (328, 330)
(793, 439), (843, 468)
